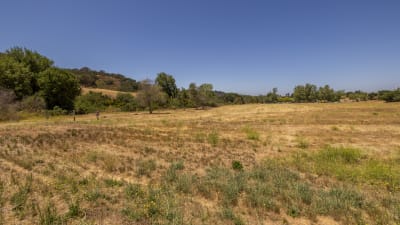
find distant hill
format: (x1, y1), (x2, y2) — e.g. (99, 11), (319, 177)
(81, 87), (136, 98)
(66, 67), (139, 92)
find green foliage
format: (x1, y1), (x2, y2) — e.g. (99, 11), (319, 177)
(6, 47), (53, 73)
(346, 90), (369, 101)
(379, 88), (400, 102)
(74, 91), (112, 114)
(48, 106), (67, 116)
(114, 93), (137, 111)
(265, 87), (279, 103)
(68, 67), (138, 91)
(0, 47), (53, 99)
(293, 83), (318, 103)
(156, 72), (178, 99)
(38, 68), (80, 110)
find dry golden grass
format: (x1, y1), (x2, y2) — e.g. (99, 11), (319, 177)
(0, 101), (399, 224)
(81, 87), (136, 98)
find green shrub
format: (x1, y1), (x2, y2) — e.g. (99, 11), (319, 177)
(74, 91), (112, 114)
(114, 93), (138, 112)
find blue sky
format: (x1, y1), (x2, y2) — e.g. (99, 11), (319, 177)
(1, 0), (399, 94)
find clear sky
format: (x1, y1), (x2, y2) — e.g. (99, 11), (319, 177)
(1, 0), (399, 94)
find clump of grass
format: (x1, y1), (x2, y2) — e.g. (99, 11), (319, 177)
(104, 178), (124, 187)
(170, 160), (185, 171)
(66, 200), (83, 219)
(296, 137), (309, 149)
(311, 187), (364, 223)
(136, 159), (157, 177)
(242, 126), (260, 141)
(220, 207), (244, 225)
(125, 183), (144, 199)
(175, 173), (195, 194)
(331, 126), (340, 131)
(207, 131), (219, 147)
(317, 146), (362, 163)
(231, 160), (243, 171)
(122, 185), (184, 224)
(38, 202), (64, 225)
(11, 175), (32, 218)
(84, 187), (106, 202)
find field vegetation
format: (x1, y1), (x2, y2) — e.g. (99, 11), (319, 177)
(0, 101), (399, 224)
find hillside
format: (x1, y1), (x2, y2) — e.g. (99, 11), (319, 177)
(67, 67), (139, 92)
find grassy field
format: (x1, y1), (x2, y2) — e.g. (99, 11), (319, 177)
(0, 102), (399, 225)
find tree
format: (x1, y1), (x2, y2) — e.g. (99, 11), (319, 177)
(304, 83), (318, 102)
(0, 56), (34, 98)
(155, 72), (178, 99)
(197, 83), (216, 108)
(0, 47), (60, 101)
(38, 68), (81, 110)
(293, 84), (317, 102)
(317, 85), (337, 102)
(293, 85), (306, 102)
(136, 79), (165, 114)
(5, 47), (53, 73)
(265, 87), (279, 103)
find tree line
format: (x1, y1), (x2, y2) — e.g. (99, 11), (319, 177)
(1, 47), (399, 120)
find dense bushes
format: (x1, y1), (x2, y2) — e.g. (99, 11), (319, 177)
(379, 89), (400, 102)
(74, 92), (113, 114)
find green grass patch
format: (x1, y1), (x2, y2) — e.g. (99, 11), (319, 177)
(242, 126), (260, 141)
(292, 146), (400, 191)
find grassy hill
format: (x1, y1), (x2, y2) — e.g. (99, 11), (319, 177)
(0, 102), (399, 224)
(67, 67), (139, 92)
